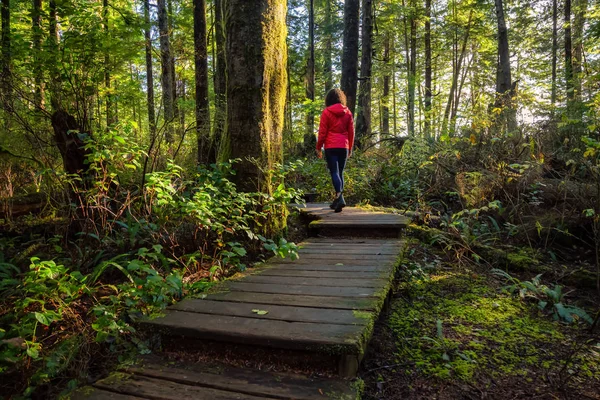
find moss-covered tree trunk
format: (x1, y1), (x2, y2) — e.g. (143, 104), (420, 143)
(212, 0), (226, 163)
(355, 0), (372, 148)
(340, 0), (359, 116)
(0, 0), (11, 105)
(194, 0), (211, 165)
(158, 0), (174, 144)
(224, 0), (287, 193)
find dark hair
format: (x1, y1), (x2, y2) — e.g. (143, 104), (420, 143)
(325, 88), (347, 107)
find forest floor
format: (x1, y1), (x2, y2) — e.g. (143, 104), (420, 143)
(359, 240), (600, 400)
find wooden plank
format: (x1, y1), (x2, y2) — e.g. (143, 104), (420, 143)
(71, 387), (146, 400)
(206, 291), (379, 310)
(227, 282), (380, 298)
(255, 268), (389, 279)
(242, 274), (387, 288)
(141, 311), (363, 354)
(169, 299), (370, 325)
(270, 257), (397, 266)
(122, 362), (357, 400)
(303, 238), (404, 244)
(297, 248), (400, 255)
(279, 253), (398, 261)
(264, 263), (395, 272)
(94, 374), (265, 400)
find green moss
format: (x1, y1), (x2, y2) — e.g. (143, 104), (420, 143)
(387, 269), (598, 383)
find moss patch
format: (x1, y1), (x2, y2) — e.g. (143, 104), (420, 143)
(388, 269), (599, 384)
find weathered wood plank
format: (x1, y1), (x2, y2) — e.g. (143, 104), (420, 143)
(297, 247), (400, 255)
(205, 291), (379, 310)
(94, 374), (264, 400)
(140, 311), (363, 354)
(168, 299), (369, 325)
(242, 274), (387, 288)
(122, 361), (357, 400)
(71, 387), (146, 400)
(226, 282), (380, 297)
(263, 263), (395, 272)
(303, 238), (404, 244)
(255, 268), (388, 279)
(290, 253), (398, 261)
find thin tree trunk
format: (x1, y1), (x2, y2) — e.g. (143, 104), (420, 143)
(168, 0), (178, 122)
(144, 0), (156, 139)
(494, 0), (517, 135)
(1, 0), (11, 103)
(572, 0), (587, 102)
(304, 0), (315, 153)
(407, 0), (417, 137)
(224, 0), (287, 192)
(551, 0), (558, 107)
(340, 0), (359, 116)
(213, 0), (226, 162)
(32, 0), (43, 109)
(441, 9), (472, 136)
(381, 33), (390, 136)
(323, 0), (333, 93)
(355, 0), (373, 148)
(103, 0), (115, 127)
(194, 0), (211, 165)
(48, 0), (60, 110)
(424, 0), (432, 138)
(158, 0), (174, 143)
(564, 0), (574, 105)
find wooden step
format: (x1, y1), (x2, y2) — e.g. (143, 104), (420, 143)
(73, 357), (359, 400)
(139, 239), (404, 377)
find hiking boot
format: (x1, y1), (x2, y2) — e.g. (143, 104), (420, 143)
(329, 196), (339, 209)
(334, 194), (346, 213)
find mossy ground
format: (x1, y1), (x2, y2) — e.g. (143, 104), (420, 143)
(360, 244), (600, 399)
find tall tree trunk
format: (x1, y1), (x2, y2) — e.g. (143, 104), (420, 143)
(158, 0), (174, 143)
(407, 1), (417, 137)
(224, 0), (287, 193)
(144, 0), (156, 138)
(424, 0), (432, 138)
(194, 0), (211, 165)
(551, 0), (558, 107)
(381, 33), (390, 136)
(340, 0), (359, 115)
(168, 0), (178, 122)
(355, 0), (372, 148)
(494, 0), (517, 135)
(564, 0), (574, 105)
(103, 0), (115, 126)
(323, 0), (333, 93)
(572, 0), (587, 102)
(213, 0), (226, 162)
(32, 0), (43, 109)
(304, 0), (315, 153)
(441, 9), (472, 136)
(48, 0), (61, 110)
(0, 0), (11, 104)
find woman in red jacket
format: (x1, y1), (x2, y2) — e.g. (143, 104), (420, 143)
(316, 88), (355, 213)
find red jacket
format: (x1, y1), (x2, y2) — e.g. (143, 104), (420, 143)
(316, 104), (355, 151)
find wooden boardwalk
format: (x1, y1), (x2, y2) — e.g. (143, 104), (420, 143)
(77, 204), (408, 399)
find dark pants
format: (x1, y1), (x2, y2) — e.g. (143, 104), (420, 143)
(325, 148), (348, 193)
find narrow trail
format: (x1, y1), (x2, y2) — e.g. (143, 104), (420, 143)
(75, 204), (409, 399)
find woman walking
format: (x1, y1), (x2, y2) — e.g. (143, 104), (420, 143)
(316, 88), (355, 213)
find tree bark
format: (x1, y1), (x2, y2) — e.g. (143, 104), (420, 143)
(168, 0), (178, 123)
(144, 0), (156, 139)
(212, 0), (226, 162)
(103, 0), (115, 126)
(303, 0), (316, 153)
(323, 0), (333, 93)
(51, 111), (89, 178)
(424, 0), (432, 138)
(48, 0), (61, 110)
(32, 0), (43, 109)
(224, 0), (287, 193)
(494, 0), (517, 135)
(381, 33), (390, 136)
(1, 0), (11, 104)
(551, 0), (558, 107)
(194, 0), (211, 165)
(564, 0), (574, 105)
(572, 0), (587, 101)
(355, 0), (372, 148)
(158, 0), (174, 143)
(407, 0), (417, 137)
(340, 0), (359, 116)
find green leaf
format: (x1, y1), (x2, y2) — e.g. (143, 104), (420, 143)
(252, 309), (268, 315)
(34, 312), (50, 326)
(26, 347), (39, 359)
